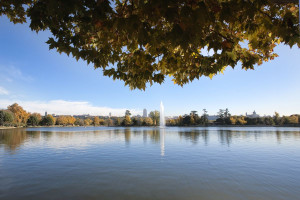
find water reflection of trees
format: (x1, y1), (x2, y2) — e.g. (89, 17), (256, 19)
(144, 129), (160, 143)
(178, 129), (209, 145)
(218, 130), (232, 146)
(0, 129), (40, 151)
(125, 128), (161, 143)
(124, 128), (131, 144)
(1, 128), (300, 152)
(121, 128), (161, 144)
(177, 129), (300, 146)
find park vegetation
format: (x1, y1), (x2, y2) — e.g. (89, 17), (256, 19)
(0, 103), (161, 127)
(166, 109), (300, 126)
(1, 103), (300, 128)
(0, 1), (299, 89)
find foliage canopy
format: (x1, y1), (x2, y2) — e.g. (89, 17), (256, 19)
(7, 103), (30, 125)
(1, 0), (299, 89)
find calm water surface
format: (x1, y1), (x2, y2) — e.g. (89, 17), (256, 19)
(1, 127), (300, 200)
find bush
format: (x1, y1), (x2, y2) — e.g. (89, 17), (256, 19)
(27, 115), (39, 126)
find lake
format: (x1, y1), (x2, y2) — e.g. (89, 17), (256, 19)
(1, 127), (300, 200)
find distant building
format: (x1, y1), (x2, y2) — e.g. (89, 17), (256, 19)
(109, 112), (112, 118)
(73, 114), (90, 119)
(45, 111), (47, 116)
(246, 111), (260, 118)
(143, 109), (147, 117)
(166, 116), (178, 119)
(207, 115), (218, 121)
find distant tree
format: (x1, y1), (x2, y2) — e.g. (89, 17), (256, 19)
(41, 115), (55, 126)
(216, 109), (225, 124)
(177, 116), (183, 126)
(224, 108), (230, 118)
(56, 116), (76, 125)
(263, 116), (275, 125)
(280, 116), (289, 125)
(31, 113), (42, 123)
(190, 115), (195, 125)
(143, 117), (153, 126)
(123, 115), (132, 126)
(149, 110), (160, 126)
(67, 116), (76, 125)
(236, 116), (247, 125)
(0, 111), (4, 126)
(27, 115), (39, 126)
(201, 109), (209, 125)
(223, 108), (232, 124)
(105, 118), (114, 126)
(246, 117), (258, 125)
(7, 103), (30, 126)
(3, 111), (14, 126)
(273, 112), (281, 125)
(56, 116), (68, 125)
(131, 117), (138, 126)
(0, 110), (14, 126)
(183, 115), (191, 125)
(135, 117), (143, 126)
(125, 110), (131, 116)
(288, 115), (298, 124)
(74, 118), (84, 126)
(93, 116), (100, 126)
(218, 109), (224, 118)
(166, 118), (176, 126)
(99, 118), (105, 125)
(114, 118), (121, 126)
(84, 118), (93, 126)
(190, 111), (199, 124)
(229, 116), (237, 125)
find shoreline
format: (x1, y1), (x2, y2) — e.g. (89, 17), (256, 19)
(0, 126), (18, 130)
(1, 125), (300, 130)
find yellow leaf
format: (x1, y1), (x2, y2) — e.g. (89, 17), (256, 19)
(220, 66), (226, 74)
(290, 6), (296, 12)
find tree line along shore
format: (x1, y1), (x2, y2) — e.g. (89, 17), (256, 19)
(1, 103), (300, 128)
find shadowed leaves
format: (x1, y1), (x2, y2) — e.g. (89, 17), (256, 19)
(0, 0), (299, 89)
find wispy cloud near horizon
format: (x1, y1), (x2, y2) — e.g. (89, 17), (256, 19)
(0, 99), (141, 116)
(0, 86), (9, 95)
(0, 65), (33, 83)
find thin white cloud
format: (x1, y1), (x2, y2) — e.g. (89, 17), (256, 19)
(0, 99), (141, 116)
(0, 65), (33, 82)
(0, 86), (9, 95)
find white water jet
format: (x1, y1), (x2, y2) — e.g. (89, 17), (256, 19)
(160, 101), (165, 128)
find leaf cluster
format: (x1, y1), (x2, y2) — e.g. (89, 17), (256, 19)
(1, 0), (299, 89)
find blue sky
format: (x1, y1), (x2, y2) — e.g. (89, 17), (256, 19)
(0, 16), (299, 117)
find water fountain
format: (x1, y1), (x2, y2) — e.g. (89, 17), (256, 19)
(160, 101), (165, 128)
(160, 101), (165, 156)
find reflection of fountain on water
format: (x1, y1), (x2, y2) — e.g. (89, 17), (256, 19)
(160, 128), (165, 156)
(160, 101), (165, 156)
(160, 101), (165, 128)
